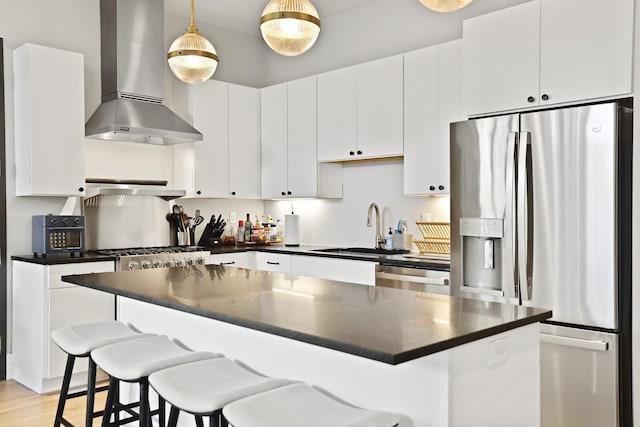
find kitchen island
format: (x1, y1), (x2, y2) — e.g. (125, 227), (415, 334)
(63, 264), (551, 426)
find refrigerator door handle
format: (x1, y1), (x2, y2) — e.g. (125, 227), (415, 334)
(540, 333), (609, 352)
(517, 131), (533, 301)
(505, 131), (518, 299)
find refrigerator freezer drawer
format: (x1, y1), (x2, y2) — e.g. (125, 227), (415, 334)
(540, 324), (618, 427)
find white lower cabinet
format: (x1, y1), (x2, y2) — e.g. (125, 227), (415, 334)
(254, 252), (292, 274)
(208, 252), (253, 269)
(12, 260), (115, 393)
(291, 255), (376, 286)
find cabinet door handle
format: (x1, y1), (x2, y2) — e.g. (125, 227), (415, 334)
(541, 93), (549, 101)
(78, 187), (84, 192)
(266, 261), (280, 265)
(349, 151), (355, 156)
(281, 191), (286, 196)
(196, 190), (202, 195)
(527, 96), (535, 103)
(219, 261), (235, 265)
(357, 150), (363, 155)
(429, 186), (436, 191)
(438, 185), (445, 191)
(287, 191), (292, 195)
(231, 191), (236, 196)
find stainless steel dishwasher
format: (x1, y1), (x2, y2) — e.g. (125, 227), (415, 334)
(375, 265), (450, 295)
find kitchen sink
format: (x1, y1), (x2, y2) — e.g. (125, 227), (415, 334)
(313, 247), (410, 255)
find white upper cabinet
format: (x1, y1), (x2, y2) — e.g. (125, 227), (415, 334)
(177, 81), (261, 198)
(317, 55), (403, 161)
(261, 76), (342, 199)
(403, 39), (463, 196)
(462, 1), (540, 116)
(228, 84), (261, 198)
(356, 55), (404, 159)
(261, 82), (288, 199)
(191, 79), (229, 198)
(317, 66), (357, 161)
(14, 44), (86, 196)
(538, 0), (633, 106)
(463, 0), (633, 116)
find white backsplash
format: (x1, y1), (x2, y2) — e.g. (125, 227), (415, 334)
(265, 159), (450, 249)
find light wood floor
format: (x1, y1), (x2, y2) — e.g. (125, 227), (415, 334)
(0, 380), (108, 426)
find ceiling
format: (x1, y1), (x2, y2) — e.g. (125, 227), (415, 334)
(164, 0), (534, 38)
(164, 0), (374, 37)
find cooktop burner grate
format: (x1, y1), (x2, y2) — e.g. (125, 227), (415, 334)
(92, 246), (208, 257)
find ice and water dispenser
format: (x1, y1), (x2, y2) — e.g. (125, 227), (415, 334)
(459, 218), (504, 294)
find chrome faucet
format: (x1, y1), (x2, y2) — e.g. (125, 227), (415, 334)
(367, 202), (384, 249)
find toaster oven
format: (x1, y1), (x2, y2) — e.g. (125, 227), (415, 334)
(32, 215), (85, 256)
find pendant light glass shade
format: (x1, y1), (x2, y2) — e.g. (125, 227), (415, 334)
(168, 0), (219, 84)
(419, 0), (474, 13)
(260, 0), (321, 56)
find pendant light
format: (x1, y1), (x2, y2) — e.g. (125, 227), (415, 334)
(260, 0), (321, 56)
(419, 0), (474, 13)
(167, 0), (219, 84)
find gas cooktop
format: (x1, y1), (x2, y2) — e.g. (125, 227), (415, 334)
(92, 246), (209, 257)
(92, 246), (210, 270)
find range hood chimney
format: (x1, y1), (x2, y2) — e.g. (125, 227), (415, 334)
(86, 0), (202, 145)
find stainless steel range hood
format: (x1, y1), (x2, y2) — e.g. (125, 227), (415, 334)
(85, 0), (202, 145)
(84, 179), (185, 203)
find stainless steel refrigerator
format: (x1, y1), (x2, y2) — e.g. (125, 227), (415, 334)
(449, 101), (632, 427)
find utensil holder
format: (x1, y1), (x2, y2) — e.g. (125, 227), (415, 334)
(177, 231), (189, 246)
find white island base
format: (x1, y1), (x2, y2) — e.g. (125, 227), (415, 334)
(117, 297), (540, 427)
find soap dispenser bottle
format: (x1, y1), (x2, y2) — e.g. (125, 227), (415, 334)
(385, 227), (393, 250)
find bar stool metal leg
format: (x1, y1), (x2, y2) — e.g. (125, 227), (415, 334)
(140, 380), (151, 427)
(101, 377), (118, 427)
(54, 354), (76, 427)
(167, 406), (180, 427)
(85, 358), (98, 427)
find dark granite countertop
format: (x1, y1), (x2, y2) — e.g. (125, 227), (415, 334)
(62, 265), (550, 364)
(11, 253), (116, 265)
(13, 244), (450, 271)
(212, 244), (451, 271)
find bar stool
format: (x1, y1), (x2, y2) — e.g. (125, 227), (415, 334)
(148, 358), (295, 427)
(223, 383), (402, 427)
(51, 321), (155, 427)
(91, 335), (219, 427)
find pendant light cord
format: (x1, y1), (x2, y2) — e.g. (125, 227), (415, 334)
(188, 0), (197, 32)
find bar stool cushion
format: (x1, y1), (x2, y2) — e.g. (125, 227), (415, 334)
(51, 321), (154, 356)
(223, 383), (402, 427)
(149, 358), (295, 415)
(91, 335), (220, 381)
